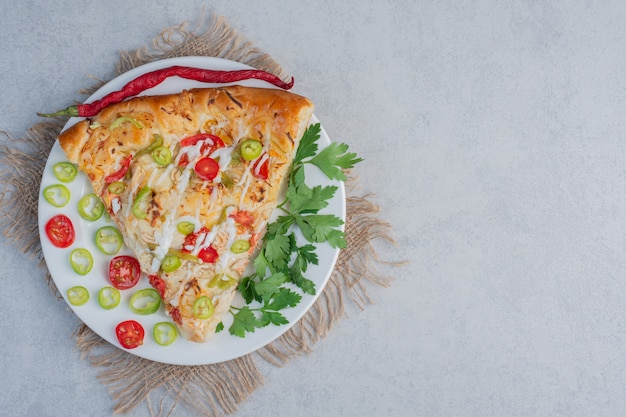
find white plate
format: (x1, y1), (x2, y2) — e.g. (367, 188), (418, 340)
(37, 56), (345, 365)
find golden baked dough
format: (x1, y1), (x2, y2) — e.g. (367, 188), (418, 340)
(57, 86), (314, 342)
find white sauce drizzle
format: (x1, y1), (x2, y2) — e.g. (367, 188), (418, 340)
(175, 136), (216, 167)
(111, 197), (121, 215)
(238, 166), (253, 208)
(216, 208), (241, 272)
(210, 147), (233, 174)
(148, 169), (192, 273)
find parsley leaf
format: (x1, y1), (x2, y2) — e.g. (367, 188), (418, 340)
(290, 263), (316, 295)
(294, 214), (346, 248)
(293, 123), (321, 164)
(307, 142), (363, 181)
(286, 182), (338, 214)
(266, 287), (302, 310)
(295, 242), (318, 269)
(263, 234), (292, 271)
(230, 306), (264, 337)
(254, 272), (287, 302)
(238, 275), (261, 304)
(260, 311), (289, 327)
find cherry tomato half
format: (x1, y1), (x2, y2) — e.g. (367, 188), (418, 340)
(198, 246), (219, 264)
(194, 157), (220, 181)
(109, 255), (141, 290)
(45, 214), (75, 248)
(115, 320), (144, 349)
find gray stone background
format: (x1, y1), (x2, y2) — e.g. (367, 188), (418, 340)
(2, 1), (626, 416)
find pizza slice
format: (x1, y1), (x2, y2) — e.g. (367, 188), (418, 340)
(56, 85), (315, 342)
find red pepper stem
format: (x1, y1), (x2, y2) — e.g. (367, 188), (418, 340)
(36, 105), (80, 118)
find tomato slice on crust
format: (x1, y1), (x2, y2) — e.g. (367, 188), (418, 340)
(109, 255), (141, 290)
(198, 246), (219, 264)
(194, 157), (220, 181)
(252, 154), (269, 180)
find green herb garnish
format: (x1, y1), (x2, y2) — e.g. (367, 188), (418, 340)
(228, 123), (362, 337)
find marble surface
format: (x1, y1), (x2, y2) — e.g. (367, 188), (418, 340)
(2, 1), (626, 416)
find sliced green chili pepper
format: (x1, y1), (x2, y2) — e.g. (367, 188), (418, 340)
(153, 322), (178, 346)
(220, 172), (235, 189)
(239, 139), (263, 161)
(53, 162), (78, 183)
(135, 134), (163, 157)
(152, 146), (172, 166)
(161, 254), (181, 273)
(43, 184), (70, 207)
(208, 273), (238, 290)
(98, 286), (121, 310)
(193, 296), (214, 319)
(77, 193), (105, 221)
(109, 115), (144, 130)
(219, 205), (235, 223)
(107, 181), (126, 194)
(230, 239), (250, 254)
(67, 286), (89, 306)
(70, 248), (94, 275)
(129, 288), (161, 315)
(167, 248), (199, 263)
(95, 226), (124, 255)
(176, 221), (195, 235)
(132, 186), (153, 219)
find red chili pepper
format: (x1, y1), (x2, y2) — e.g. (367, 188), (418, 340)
(37, 66), (295, 118)
(104, 155), (132, 184)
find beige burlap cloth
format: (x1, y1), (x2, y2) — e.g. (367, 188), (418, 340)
(0, 14), (398, 417)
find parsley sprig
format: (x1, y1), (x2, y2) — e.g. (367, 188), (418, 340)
(226, 123), (362, 337)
